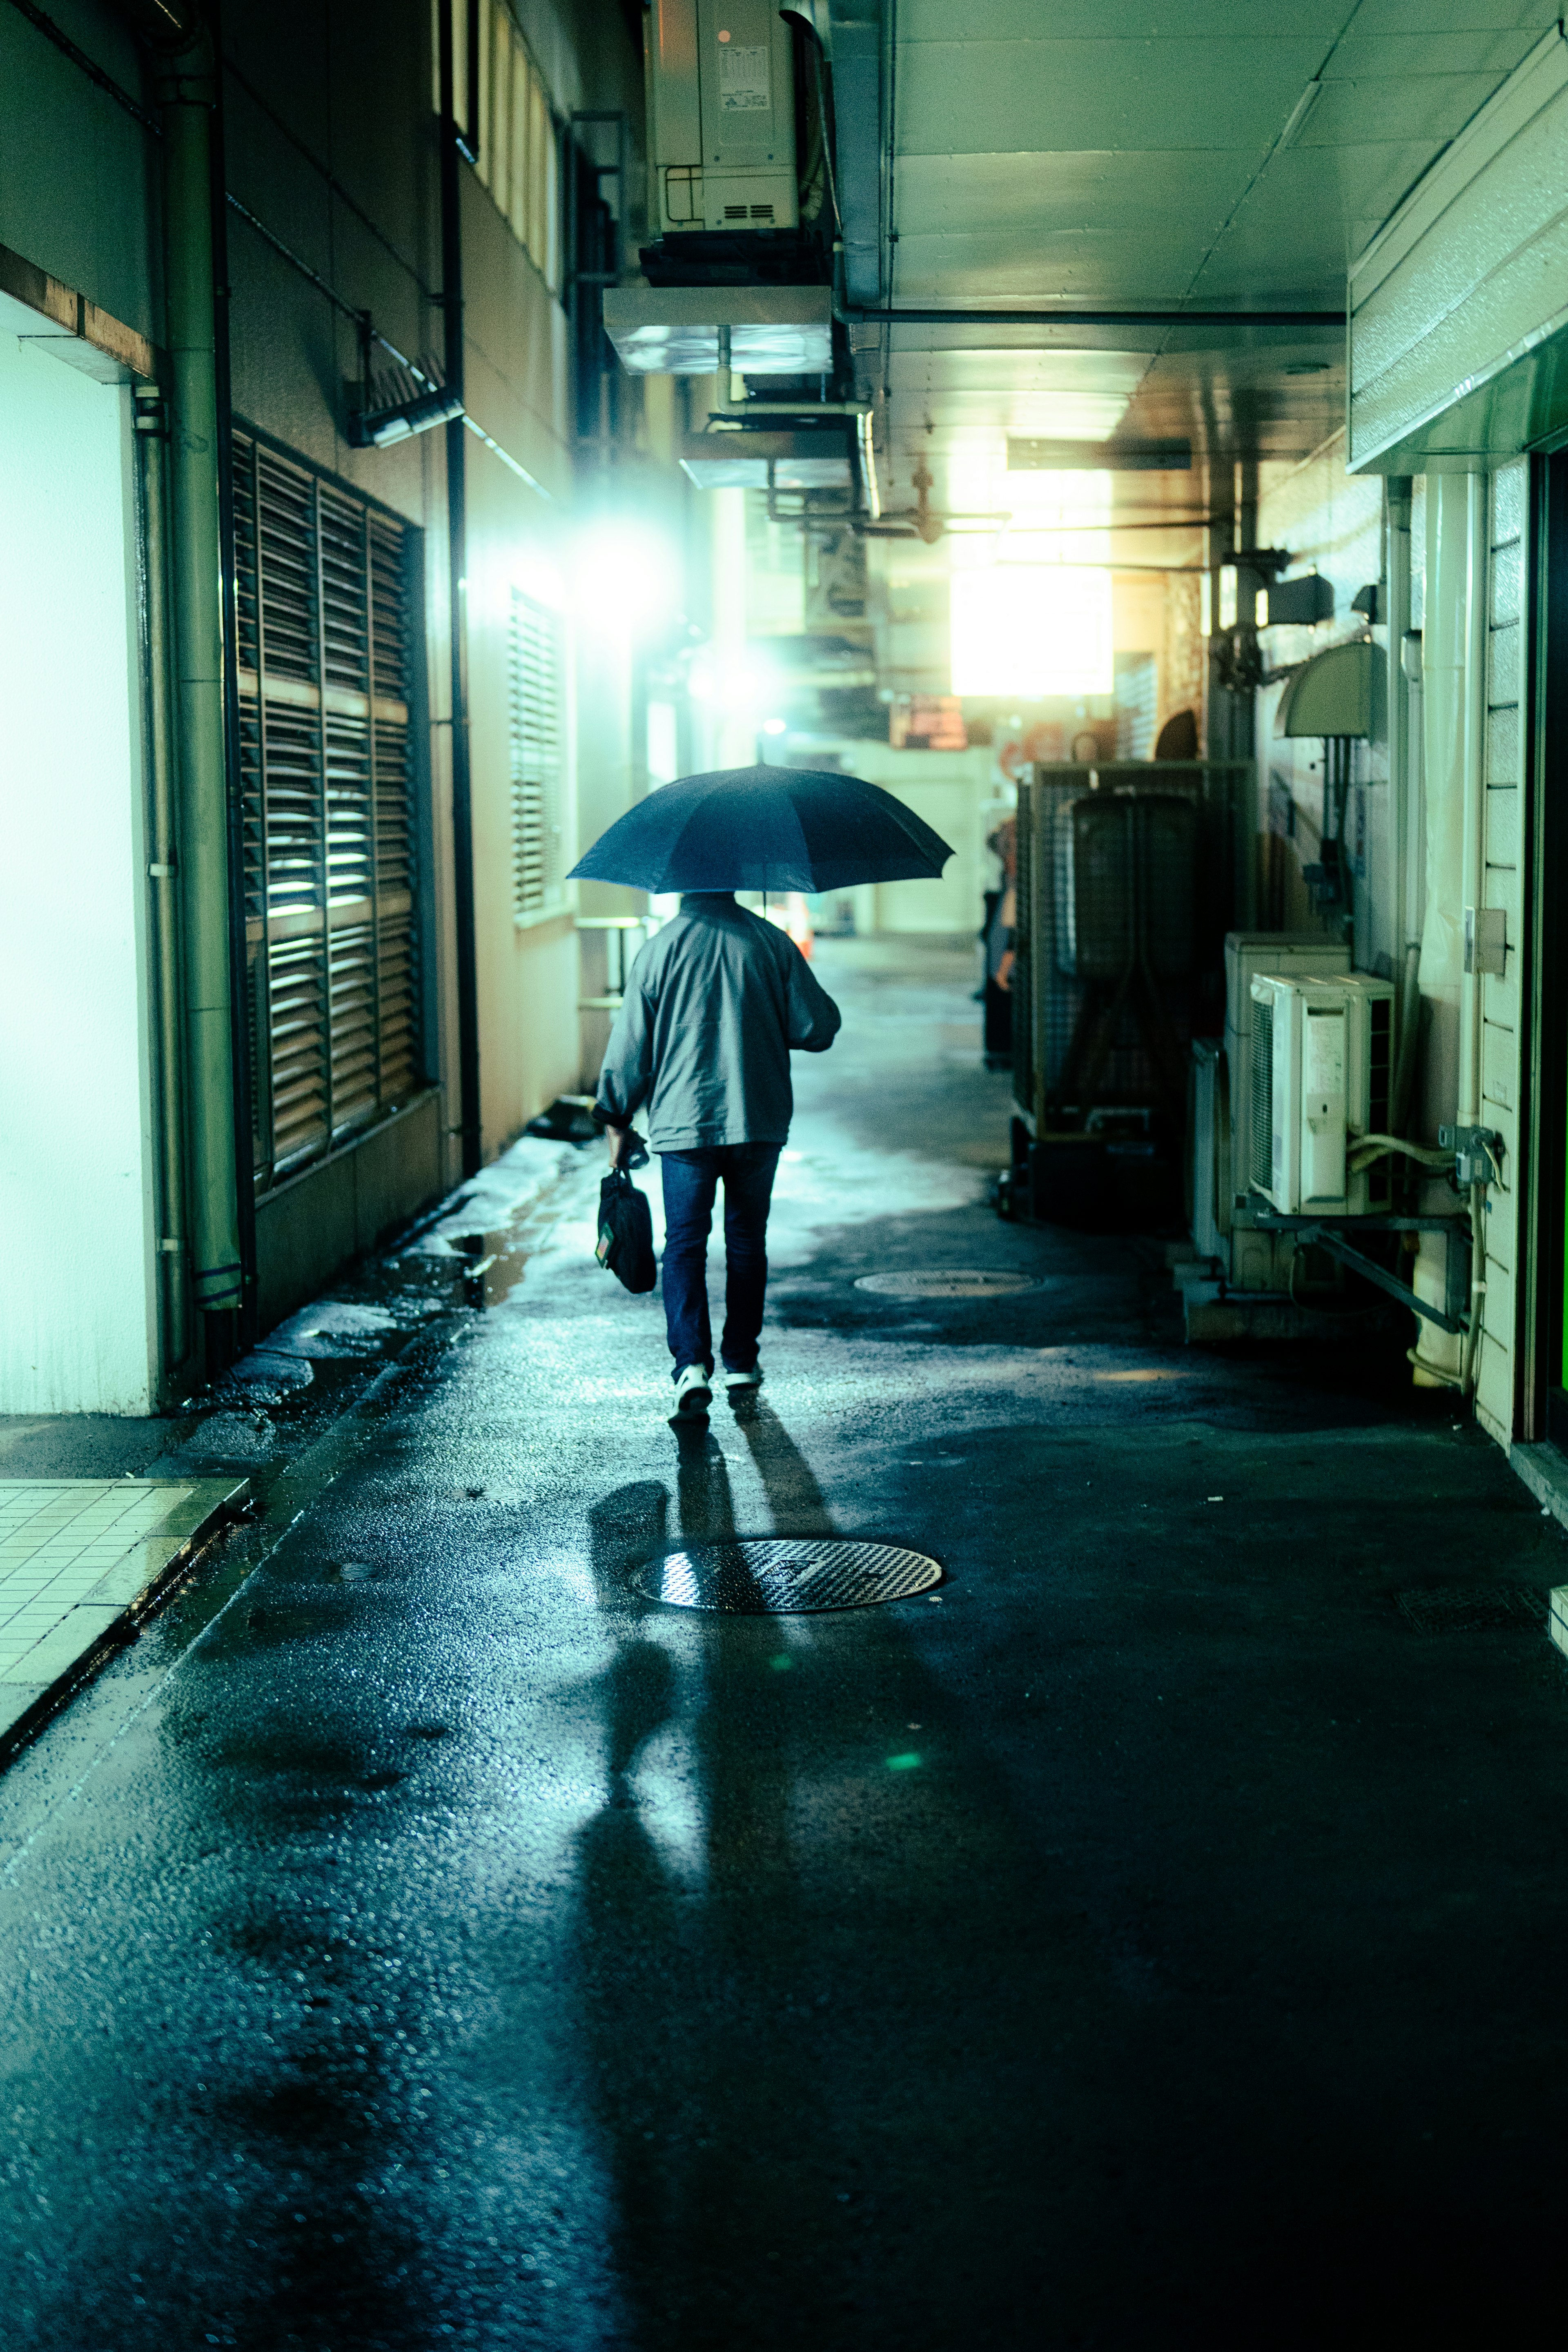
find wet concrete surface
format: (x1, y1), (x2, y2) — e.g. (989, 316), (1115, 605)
(2, 934), (1567, 2348)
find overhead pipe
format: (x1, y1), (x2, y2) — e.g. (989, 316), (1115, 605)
(439, 0), (482, 1179)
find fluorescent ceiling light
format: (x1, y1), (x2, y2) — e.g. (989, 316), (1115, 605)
(950, 565), (1114, 697)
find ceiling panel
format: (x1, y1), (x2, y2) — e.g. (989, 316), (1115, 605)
(1302, 70), (1511, 144)
(894, 149), (1256, 239)
(1185, 143), (1445, 298)
(897, 1), (1352, 40)
(893, 149), (1261, 304)
(847, 0), (1557, 492)
(897, 39), (1328, 158)
(1345, 0), (1556, 34)
(1326, 29), (1540, 74)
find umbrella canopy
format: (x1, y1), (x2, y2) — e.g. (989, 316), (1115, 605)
(566, 763), (953, 895)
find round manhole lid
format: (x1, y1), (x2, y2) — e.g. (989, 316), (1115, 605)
(854, 1268), (1037, 1298)
(638, 1537), (942, 1614)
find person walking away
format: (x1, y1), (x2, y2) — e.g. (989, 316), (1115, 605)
(595, 891), (841, 1419)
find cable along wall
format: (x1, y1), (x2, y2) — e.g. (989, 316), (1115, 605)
(233, 432), (423, 1185)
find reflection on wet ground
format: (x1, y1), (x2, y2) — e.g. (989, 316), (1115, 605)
(1, 935), (1567, 2348)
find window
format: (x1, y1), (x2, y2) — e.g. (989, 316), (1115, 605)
(435, 0), (561, 290)
(233, 434), (424, 1185)
(510, 589), (567, 920)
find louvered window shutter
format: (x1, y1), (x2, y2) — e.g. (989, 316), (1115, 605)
(510, 591), (566, 919)
(234, 433), (424, 1186)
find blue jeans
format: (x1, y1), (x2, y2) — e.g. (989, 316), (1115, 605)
(659, 1145), (782, 1376)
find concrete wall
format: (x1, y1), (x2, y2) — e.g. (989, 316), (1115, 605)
(0, 327), (157, 1413)
(0, 1), (156, 343)
(0, 0), (653, 1395)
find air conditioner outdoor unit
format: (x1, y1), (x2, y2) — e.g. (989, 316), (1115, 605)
(1249, 973), (1394, 1216)
(646, 0), (799, 236)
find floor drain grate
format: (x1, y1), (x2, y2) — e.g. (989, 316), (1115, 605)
(854, 1269), (1037, 1298)
(1395, 1586), (1548, 1633)
(638, 1538), (942, 1614)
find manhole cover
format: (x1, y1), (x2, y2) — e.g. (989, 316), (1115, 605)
(854, 1269), (1037, 1298)
(638, 1538), (942, 1614)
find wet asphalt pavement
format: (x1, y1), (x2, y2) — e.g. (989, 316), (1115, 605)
(3, 935), (1568, 2349)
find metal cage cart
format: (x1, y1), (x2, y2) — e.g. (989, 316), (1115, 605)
(1007, 760), (1255, 1225)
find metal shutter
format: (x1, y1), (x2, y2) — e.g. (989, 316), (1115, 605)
(509, 590), (566, 918)
(234, 433), (423, 1186)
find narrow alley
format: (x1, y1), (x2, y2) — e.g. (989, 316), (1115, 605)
(9, 1), (1568, 2341)
(3, 942), (1565, 2347)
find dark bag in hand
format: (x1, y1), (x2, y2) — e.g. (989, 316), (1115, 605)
(596, 1169), (657, 1293)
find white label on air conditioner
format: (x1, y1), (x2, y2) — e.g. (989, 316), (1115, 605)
(719, 44), (771, 109)
(1301, 1007), (1346, 1200)
(1303, 1007), (1343, 1093)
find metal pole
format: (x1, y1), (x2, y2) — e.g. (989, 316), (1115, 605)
(440, 0), (482, 1178)
(133, 385), (190, 1374)
(1460, 471), (1490, 1132)
(1386, 477), (1412, 957)
(158, 32), (243, 1341)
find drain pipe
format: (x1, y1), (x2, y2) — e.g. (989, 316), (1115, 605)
(439, 0), (482, 1180)
(133, 384), (190, 1375)
(1386, 479), (1412, 953)
(156, 20), (243, 1344)
(1457, 471), (1491, 1397)
(1408, 474), (1472, 1386)
(1385, 481), (1422, 1143)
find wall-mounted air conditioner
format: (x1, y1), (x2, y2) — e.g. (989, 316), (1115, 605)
(647, 0), (799, 236)
(1249, 973), (1394, 1216)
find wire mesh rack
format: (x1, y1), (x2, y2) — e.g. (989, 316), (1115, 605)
(1013, 762), (1255, 1132)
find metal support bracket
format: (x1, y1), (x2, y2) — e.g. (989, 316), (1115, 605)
(1294, 1223), (1465, 1334)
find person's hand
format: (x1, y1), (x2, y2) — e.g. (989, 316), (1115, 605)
(606, 1124), (630, 1170)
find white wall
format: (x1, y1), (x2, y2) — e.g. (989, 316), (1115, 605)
(832, 743), (992, 934)
(0, 323), (158, 1412)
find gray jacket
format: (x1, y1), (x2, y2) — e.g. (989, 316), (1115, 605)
(595, 895), (841, 1151)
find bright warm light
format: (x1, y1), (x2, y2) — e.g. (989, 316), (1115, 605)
(689, 650), (775, 711)
(761, 716), (787, 736)
(647, 699), (679, 784)
(950, 564), (1113, 697)
(571, 521), (680, 634)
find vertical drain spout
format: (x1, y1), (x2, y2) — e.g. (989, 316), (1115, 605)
(156, 24), (243, 1340)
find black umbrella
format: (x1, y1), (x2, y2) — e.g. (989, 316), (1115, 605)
(566, 763), (953, 895)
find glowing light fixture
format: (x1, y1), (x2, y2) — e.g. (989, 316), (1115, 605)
(571, 520), (681, 635)
(688, 649), (776, 711)
(950, 563), (1113, 697)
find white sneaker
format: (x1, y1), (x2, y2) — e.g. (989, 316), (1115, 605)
(670, 1364), (713, 1419)
(720, 1361), (763, 1391)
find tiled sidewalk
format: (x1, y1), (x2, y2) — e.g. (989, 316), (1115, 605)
(0, 1479), (247, 1749)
